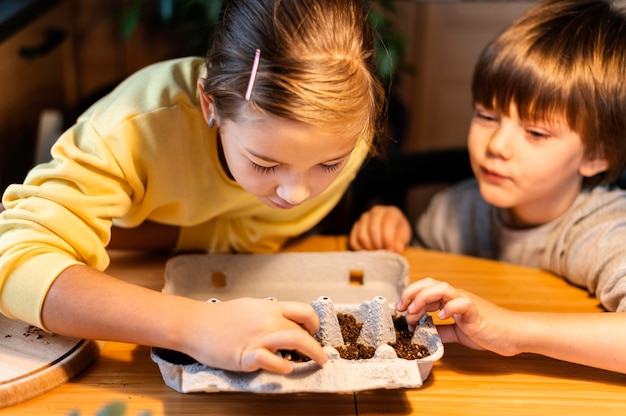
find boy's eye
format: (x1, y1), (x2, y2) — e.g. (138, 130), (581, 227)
(527, 129), (549, 139)
(474, 110), (497, 122)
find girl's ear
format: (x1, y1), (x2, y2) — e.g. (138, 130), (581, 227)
(579, 155), (609, 178)
(197, 78), (218, 126)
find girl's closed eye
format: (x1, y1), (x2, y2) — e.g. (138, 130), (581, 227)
(249, 161), (277, 174)
(248, 159), (346, 175)
(321, 161), (344, 173)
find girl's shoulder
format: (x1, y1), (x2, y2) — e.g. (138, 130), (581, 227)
(78, 57), (205, 134)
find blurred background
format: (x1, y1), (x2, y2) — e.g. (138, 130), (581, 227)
(0, 0), (534, 224)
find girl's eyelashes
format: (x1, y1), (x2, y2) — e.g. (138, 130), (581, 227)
(249, 161), (277, 174)
(249, 160), (346, 174)
(321, 161), (343, 173)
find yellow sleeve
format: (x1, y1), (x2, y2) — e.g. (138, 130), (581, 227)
(0, 119), (128, 327)
(0, 58), (207, 328)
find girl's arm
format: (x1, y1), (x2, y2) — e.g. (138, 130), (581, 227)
(42, 264), (328, 373)
(398, 278), (626, 373)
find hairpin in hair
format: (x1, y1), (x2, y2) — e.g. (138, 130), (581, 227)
(245, 49), (262, 101)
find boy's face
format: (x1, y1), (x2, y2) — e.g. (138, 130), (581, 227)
(218, 109), (357, 209)
(467, 103), (608, 227)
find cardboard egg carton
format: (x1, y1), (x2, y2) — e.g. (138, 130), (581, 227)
(151, 251), (443, 393)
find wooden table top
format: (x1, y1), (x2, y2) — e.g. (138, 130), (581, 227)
(2, 235), (625, 415)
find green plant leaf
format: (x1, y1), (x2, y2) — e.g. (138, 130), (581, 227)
(118, 0), (407, 84)
(96, 402), (126, 416)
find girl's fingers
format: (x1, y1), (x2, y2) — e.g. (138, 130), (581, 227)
(279, 301), (320, 335)
(242, 328), (328, 373)
(241, 347), (293, 373)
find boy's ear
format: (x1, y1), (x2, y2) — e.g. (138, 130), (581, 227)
(197, 78), (217, 126)
(579, 155), (609, 178)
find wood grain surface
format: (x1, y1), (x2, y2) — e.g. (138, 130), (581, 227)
(0, 314), (101, 408)
(1, 235), (625, 415)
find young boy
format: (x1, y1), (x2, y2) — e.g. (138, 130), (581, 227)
(350, 0), (626, 373)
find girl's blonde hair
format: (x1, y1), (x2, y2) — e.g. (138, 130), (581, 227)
(472, 0), (626, 187)
(202, 0), (385, 153)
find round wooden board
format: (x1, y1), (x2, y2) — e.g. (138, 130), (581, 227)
(0, 314), (101, 409)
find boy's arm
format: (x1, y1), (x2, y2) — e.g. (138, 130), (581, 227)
(507, 311), (626, 372)
(398, 278), (626, 373)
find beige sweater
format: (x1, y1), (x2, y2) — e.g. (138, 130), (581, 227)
(417, 179), (626, 312)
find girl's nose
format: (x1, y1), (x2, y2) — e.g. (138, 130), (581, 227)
(276, 181), (310, 205)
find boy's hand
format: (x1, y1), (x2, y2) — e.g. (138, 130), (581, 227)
(397, 278), (521, 356)
(349, 205), (411, 253)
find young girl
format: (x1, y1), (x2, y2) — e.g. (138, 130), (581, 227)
(350, 0), (626, 373)
(0, 0), (384, 374)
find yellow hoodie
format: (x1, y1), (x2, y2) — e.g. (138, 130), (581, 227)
(0, 57), (369, 328)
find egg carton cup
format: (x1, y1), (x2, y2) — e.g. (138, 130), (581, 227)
(151, 251), (443, 393)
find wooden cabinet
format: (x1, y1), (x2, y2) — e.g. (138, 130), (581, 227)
(383, 1), (534, 219)
(0, 0), (193, 193)
(69, 0), (192, 113)
(0, 0), (76, 192)
(388, 1), (534, 153)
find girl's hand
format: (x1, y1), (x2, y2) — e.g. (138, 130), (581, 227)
(349, 205), (411, 253)
(397, 278), (521, 357)
(183, 297), (327, 374)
